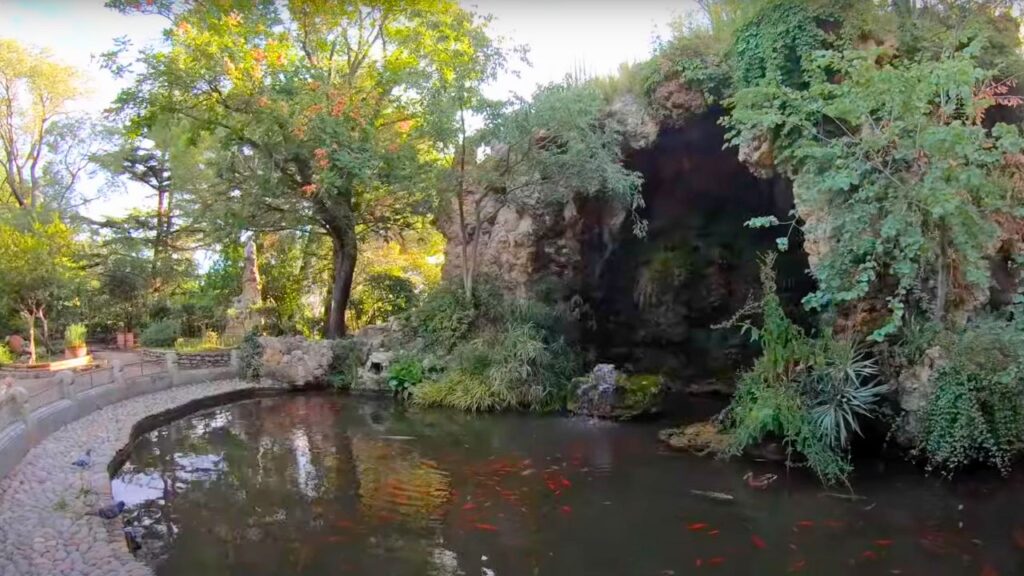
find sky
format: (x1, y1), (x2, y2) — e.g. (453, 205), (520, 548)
(0, 0), (698, 218)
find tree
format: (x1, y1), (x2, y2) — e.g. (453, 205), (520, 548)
(0, 210), (80, 362)
(449, 81), (645, 298)
(0, 39), (87, 209)
(93, 119), (206, 295)
(107, 0), (501, 338)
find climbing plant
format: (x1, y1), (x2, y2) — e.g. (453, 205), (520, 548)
(727, 37), (1024, 340)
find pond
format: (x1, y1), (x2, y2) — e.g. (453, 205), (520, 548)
(112, 393), (1024, 575)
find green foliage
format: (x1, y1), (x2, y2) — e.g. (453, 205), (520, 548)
(406, 282), (493, 351)
(407, 281), (579, 412)
(63, 323), (87, 348)
(349, 272), (419, 329)
(0, 38), (84, 210)
(139, 319), (181, 348)
(475, 81), (646, 235)
(238, 331), (263, 381)
(0, 343), (13, 366)
(173, 330), (238, 353)
(387, 353), (428, 399)
(921, 317), (1024, 476)
(328, 338), (364, 391)
(723, 5), (1024, 340)
(803, 338), (888, 449)
(730, 0), (824, 90)
(721, 255), (886, 484)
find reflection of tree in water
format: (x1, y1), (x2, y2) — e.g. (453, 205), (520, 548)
(351, 436), (451, 525)
(115, 395), (463, 575)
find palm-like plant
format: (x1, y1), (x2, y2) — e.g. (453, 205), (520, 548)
(804, 339), (890, 448)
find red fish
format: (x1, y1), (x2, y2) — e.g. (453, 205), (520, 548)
(560, 505), (572, 515)
(474, 523), (498, 532)
(462, 502), (477, 510)
(695, 558), (703, 567)
(688, 522), (709, 531)
(707, 529), (720, 536)
(708, 557), (725, 566)
(796, 520), (815, 528)
(560, 477), (572, 488)
(752, 535), (767, 549)
(874, 539), (893, 547)
(788, 560), (806, 572)
(861, 550), (878, 561)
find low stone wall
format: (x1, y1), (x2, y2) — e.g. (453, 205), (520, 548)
(141, 348), (232, 369)
(0, 358), (239, 481)
(0, 380), (266, 576)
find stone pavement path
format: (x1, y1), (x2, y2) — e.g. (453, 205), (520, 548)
(0, 379), (256, 576)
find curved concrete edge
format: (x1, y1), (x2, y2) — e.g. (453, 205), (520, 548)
(106, 386), (290, 477)
(0, 367), (236, 481)
(0, 377), (266, 576)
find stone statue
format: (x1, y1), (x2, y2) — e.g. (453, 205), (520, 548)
(224, 238), (264, 338)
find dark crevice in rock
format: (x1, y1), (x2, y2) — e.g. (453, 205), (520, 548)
(579, 111), (815, 391)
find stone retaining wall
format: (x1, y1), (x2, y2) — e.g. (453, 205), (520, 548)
(0, 380), (265, 576)
(140, 348), (232, 369)
(0, 357), (239, 481)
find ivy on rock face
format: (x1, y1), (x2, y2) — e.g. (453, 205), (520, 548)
(727, 39), (1024, 339)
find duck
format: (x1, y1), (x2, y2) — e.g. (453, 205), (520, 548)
(743, 471), (778, 490)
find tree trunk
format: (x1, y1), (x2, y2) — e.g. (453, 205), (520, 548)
(456, 105), (473, 300)
(23, 310), (36, 364)
(326, 233), (357, 338)
(318, 200), (358, 339)
(39, 307), (49, 356)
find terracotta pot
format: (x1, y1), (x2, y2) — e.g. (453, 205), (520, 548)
(6, 334), (24, 354)
(64, 345), (88, 359)
(116, 332), (126, 349)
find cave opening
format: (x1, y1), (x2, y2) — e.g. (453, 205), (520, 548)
(580, 112), (815, 391)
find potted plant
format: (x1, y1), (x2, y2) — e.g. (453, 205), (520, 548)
(64, 323), (88, 359)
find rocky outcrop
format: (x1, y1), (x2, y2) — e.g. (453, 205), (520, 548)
(605, 94), (659, 149)
(256, 322), (404, 391)
(650, 79), (707, 126)
(259, 336), (335, 388)
(659, 422), (731, 455)
(568, 364), (664, 420)
(439, 185), (622, 299)
(895, 346), (946, 446)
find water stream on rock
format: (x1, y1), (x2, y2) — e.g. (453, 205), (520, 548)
(112, 394), (1023, 575)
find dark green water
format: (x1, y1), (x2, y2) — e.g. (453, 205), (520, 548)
(112, 394), (1024, 575)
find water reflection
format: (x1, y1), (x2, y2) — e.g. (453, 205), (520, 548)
(112, 394), (1024, 575)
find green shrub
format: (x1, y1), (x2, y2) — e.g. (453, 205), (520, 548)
(0, 343), (13, 366)
(720, 255), (886, 485)
(405, 282), (484, 351)
(238, 331), (263, 381)
(387, 353), (426, 398)
(63, 324), (87, 348)
(349, 272), (419, 328)
(411, 319), (578, 412)
(174, 330), (225, 353)
(921, 318), (1024, 476)
(140, 319), (181, 348)
(328, 338), (364, 390)
(803, 337), (888, 449)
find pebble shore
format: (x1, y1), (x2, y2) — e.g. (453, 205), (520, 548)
(0, 379), (255, 576)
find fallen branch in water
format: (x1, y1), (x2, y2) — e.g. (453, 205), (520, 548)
(690, 489), (735, 502)
(821, 492), (867, 501)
